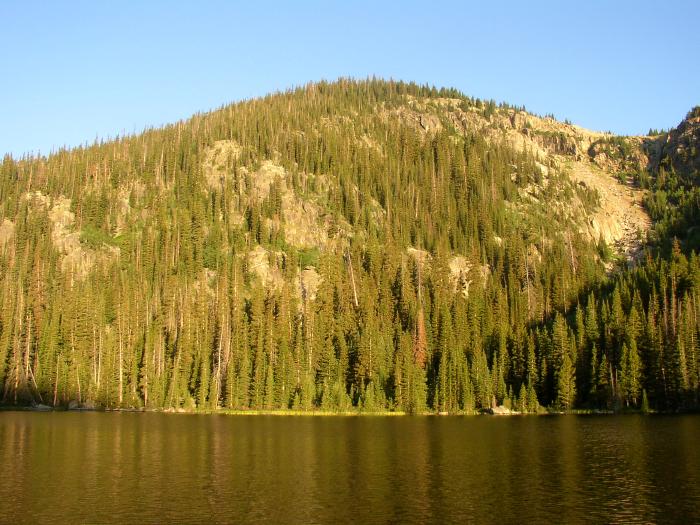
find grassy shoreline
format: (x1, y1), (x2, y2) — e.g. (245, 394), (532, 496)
(0, 405), (681, 416)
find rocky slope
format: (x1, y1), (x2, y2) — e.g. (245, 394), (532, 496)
(382, 95), (654, 262)
(7, 87), (675, 296)
(192, 98), (652, 297)
(647, 106), (700, 177)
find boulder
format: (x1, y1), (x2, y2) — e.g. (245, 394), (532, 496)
(488, 405), (520, 415)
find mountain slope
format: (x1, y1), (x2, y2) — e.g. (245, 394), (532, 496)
(0, 79), (697, 412)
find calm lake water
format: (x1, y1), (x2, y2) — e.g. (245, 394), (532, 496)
(0, 413), (699, 524)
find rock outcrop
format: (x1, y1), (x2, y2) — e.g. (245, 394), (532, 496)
(648, 107), (700, 177)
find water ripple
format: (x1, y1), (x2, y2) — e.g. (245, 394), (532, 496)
(0, 413), (698, 523)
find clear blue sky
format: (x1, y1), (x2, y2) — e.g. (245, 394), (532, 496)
(1, 0), (698, 158)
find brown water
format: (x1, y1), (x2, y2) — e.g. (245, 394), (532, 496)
(0, 412), (699, 524)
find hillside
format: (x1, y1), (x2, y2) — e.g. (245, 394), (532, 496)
(0, 79), (698, 412)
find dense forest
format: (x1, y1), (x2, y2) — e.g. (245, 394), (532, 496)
(1, 79), (698, 413)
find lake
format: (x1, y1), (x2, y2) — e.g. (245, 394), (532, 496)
(1, 412), (699, 523)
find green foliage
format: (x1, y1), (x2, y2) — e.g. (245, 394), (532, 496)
(0, 78), (698, 414)
(597, 237), (613, 262)
(641, 389), (650, 413)
(298, 247), (320, 269)
(80, 224), (116, 249)
(591, 136), (634, 161)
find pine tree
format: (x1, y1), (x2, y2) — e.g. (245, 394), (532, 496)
(556, 352), (576, 410)
(0, 78), (697, 413)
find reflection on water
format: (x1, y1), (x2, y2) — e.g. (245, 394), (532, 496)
(1, 413), (699, 523)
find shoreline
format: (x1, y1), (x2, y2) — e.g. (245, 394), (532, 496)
(1, 405), (684, 416)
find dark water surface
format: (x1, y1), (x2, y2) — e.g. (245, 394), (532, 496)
(1, 413), (699, 524)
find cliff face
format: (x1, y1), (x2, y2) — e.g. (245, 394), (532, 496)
(383, 95), (652, 261)
(647, 107), (700, 178)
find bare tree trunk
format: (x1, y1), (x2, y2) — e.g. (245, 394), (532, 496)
(24, 312), (31, 383)
(76, 365), (82, 404)
(118, 318), (124, 405)
(567, 232), (577, 277)
(53, 354), (60, 406)
(216, 315), (224, 407)
(97, 330), (102, 392)
(525, 248), (531, 317)
(346, 252), (359, 308)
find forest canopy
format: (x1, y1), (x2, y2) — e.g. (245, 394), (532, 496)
(0, 79), (698, 413)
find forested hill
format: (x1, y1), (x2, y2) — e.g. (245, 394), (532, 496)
(1, 79), (698, 413)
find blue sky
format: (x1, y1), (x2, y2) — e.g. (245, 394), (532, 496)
(1, 0), (698, 158)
